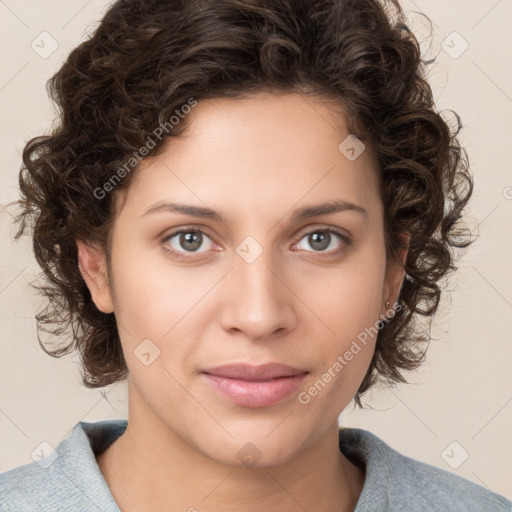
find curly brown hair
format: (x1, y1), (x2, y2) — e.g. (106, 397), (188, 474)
(11, 0), (473, 408)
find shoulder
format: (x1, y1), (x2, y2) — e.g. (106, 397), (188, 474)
(339, 427), (512, 512)
(0, 420), (127, 511)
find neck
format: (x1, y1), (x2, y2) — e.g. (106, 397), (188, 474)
(96, 387), (364, 512)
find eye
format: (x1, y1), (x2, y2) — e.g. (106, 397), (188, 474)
(293, 228), (350, 255)
(161, 226), (351, 261)
(162, 229), (216, 259)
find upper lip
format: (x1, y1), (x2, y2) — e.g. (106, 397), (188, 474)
(202, 363), (308, 381)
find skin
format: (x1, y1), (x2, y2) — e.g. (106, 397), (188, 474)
(77, 92), (408, 512)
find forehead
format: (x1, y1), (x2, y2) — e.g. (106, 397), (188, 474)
(115, 93), (381, 225)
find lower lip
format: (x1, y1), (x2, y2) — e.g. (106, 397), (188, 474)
(201, 373), (308, 408)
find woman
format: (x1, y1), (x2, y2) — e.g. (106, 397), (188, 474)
(1, 0), (510, 510)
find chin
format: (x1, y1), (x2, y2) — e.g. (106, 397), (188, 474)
(192, 424), (309, 470)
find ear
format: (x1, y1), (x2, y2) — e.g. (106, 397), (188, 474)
(382, 232), (410, 314)
(76, 239), (114, 314)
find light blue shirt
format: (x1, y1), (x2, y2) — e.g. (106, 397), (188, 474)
(1, 420), (510, 511)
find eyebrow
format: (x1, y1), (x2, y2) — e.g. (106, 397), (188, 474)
(141, 199), (368, 222)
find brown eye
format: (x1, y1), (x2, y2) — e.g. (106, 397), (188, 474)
(177, 231), (203, 252)
(295, 229), (348, 254)
(162, 229), (215, 259)
(307, 232), (331, 251)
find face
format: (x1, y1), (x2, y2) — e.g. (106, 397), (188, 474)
(78, 92), (406, 467)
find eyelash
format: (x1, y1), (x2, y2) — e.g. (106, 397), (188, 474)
(161, 226), (352, 261)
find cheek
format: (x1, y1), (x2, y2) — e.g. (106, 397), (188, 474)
(111, 225), (386, 372)
(295, 267), (384, 412)
(294, 255), (385, 403)
(110, 240), (207, 332)
(109, 245), (219, 379)
(299, 257), (386, 343)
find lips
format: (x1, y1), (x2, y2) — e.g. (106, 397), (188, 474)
(201, 363), (308, 408)
(202, 362), (307, 380)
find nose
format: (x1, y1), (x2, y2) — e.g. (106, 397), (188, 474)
(219, 244), (297, 341)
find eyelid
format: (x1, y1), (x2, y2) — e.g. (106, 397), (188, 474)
(161, 224), (353, 259)
(294, 224), (352, 242)
(291, 225), (353, 255)
(161, 223), (352, 242)
(161, 227), (218, 255)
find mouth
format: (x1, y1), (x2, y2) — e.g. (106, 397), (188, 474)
(201, 363), (308, 408)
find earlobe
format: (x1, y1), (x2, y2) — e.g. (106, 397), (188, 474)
(76, 240), (114, 314)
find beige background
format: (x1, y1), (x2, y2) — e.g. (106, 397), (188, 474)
(1, 0), (511, 500)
